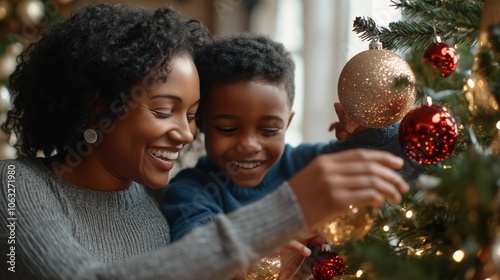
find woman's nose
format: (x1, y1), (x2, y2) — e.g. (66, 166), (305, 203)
(168, 118), (194, 144)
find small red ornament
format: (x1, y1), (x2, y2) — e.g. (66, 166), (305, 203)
(399, 104), (459, 165)
(423, 41), (458, 78)
(311, 245), (347, 280)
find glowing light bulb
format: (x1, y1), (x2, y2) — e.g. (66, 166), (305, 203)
(405, 210), (413, 218)
(453, 250), (465, 262)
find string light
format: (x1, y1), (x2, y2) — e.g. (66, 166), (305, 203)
(466, 78), (475, 89)
(405, 210), (414, 219)
(453, 250), (465, 262)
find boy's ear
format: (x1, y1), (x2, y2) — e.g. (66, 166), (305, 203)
(286, 111), (295, 129)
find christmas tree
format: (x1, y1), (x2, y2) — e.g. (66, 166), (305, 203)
(0, 0), (72, 159)
(320, 0), (500, 279)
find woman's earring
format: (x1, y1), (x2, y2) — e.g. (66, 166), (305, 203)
(83, 129), (98, 144)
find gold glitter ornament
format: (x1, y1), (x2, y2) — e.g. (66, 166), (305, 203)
(241, 255), (282, 280)
(317, 205), (374, 245)
(464, 0), (500, 116)
(338, 41), (416, 128)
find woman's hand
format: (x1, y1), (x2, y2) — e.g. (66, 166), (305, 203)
(289, 148), (409, 231)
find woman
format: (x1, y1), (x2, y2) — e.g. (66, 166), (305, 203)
(0, 3), (409, 279)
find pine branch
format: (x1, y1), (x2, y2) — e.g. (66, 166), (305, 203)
(353, 0), (481, 52)
(386, 21), (438, 51)
(352, 17), (387, 40)
(353, 17), (434, 51)
(391, 0), (482, 29)
(392, 0), (481, 45)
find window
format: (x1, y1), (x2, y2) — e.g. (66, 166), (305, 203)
(251, 0), (401, 143)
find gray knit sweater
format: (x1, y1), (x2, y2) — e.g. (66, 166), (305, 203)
(0, 157), (306, 280)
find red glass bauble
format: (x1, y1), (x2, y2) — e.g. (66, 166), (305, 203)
(399, 104), (459, 165)
(423, 42), (458, 78)
(311, 249), (346, 280)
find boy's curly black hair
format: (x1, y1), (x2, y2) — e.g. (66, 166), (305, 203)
(1, 3), (209, 158)
(194, 32), (295, 116)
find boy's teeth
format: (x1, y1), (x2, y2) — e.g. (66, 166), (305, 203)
(232, 161), (262, 169)
(149, 148), (179, 160)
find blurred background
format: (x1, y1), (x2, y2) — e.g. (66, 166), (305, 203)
(0, 0), (401, 159)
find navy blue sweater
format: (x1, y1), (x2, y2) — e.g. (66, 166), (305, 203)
(162, 124), (422, 242)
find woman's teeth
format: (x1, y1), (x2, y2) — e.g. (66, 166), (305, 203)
(148, 148), (179, 160)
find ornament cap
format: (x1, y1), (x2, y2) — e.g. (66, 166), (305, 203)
(321, 244), (335, 252)
(431, 35), (443, 44)
(424, 96), (433, 106)
(369, 38), (383, 49)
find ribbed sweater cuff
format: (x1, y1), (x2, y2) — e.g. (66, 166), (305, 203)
(347, 124), (398, 148)
(227, 181), (308, 253)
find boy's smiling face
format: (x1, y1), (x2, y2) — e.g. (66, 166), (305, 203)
(201, 80), (293, 187)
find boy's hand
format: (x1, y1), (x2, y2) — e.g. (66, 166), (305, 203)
(307, 235), (326, 248)
(284, 239), (311, 257)
(329, 102), (369, 142)
(281, 240), (309, 279)
(282, 235), (324, 256)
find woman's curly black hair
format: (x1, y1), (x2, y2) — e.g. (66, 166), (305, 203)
(1, 3), (210, 158)
(194, 32), (295, 118)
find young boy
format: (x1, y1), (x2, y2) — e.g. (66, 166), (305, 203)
(161, 33), (421, 278)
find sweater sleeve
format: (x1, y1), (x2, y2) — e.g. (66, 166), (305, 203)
(0, 160), (307, 280)
(322, 123), (425, 182)
(100, 183), (306, 280)
(162, 173), (224, 242)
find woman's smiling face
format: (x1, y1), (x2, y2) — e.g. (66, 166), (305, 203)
(95, 55), (200, 189)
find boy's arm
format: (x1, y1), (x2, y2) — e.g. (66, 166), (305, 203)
(324, 102), (425, 182)
(162, 177), (224, 242)
(326, 123), (425, 182)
